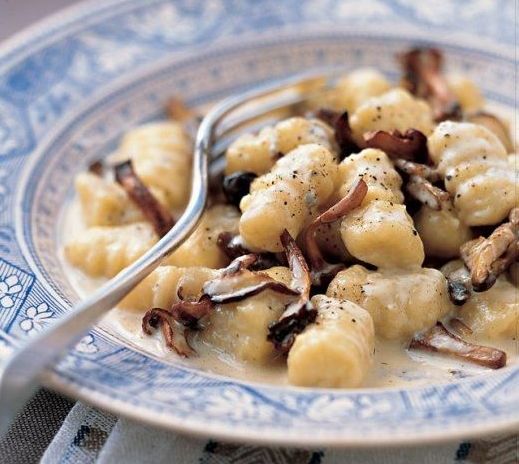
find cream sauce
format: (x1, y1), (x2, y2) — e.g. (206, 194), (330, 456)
(58, 100), (518, 387)
(60, 197), (518, 388)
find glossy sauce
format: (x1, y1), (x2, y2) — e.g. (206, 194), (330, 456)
(60, 199), (518, 388)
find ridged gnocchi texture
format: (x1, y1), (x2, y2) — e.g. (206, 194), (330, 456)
(335, 148), (404, 205)
(328, 265), (452, 340)
(287, 295), (375, 387)
(165, 205), (240, 268)
(65, 222), (158, 278)
(446, 74), (484, 113)
(75, 172), (143, 227)
(239, 144), (337, 252)
(118, 122), (192, 210)
(428, 121), (516, 226)
(225, 117), (336, 175)
(414, 204), (472, 259)
(306, 68), (391, 113)
(201, 267), (292, 364)
(119, 265), (217, 311)
(336, 149), (423, 268)
(350, 89), (434, 145)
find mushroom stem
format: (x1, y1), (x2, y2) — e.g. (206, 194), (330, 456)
(399, 48), (462, 121)
(410, 322), (506, 369)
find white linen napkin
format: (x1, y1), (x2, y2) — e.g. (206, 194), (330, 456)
(41, 402), (518, 464)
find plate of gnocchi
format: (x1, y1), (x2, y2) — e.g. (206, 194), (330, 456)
(0, 0), (517, 447)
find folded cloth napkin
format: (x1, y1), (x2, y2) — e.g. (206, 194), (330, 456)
(36, 397), (517, 464)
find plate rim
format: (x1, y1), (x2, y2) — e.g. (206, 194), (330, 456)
(1, 0), (517, 448)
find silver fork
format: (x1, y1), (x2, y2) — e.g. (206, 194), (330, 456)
(0, 70), (332, 435)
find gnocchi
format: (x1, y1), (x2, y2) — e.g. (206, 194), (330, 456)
(118, 122), (193, 210)
(75, 172), (145, 227)
(201, 267), (292, 364)
(328, 265), (452, 340)
(120, 265), (218, 311)
(239, 143), (337, 251)
(441, 262), (518, 339)
(225, 117), (336, 175)
(428, 121), (516, 225)
(350, 89), (434, 145)
(288, 295), (375, 387)
(305, 68), (391, 113)
(414, 204), (472, 259)
(336, 149), (424, 268)
(65, 222), (158, 278)
(165, 204), (240, 269)
(63, 49), (516, 389)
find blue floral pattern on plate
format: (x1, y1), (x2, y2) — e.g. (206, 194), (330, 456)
(0, 0), (516, 446)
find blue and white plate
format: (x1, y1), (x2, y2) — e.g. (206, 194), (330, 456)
(0, 0), (516, 447)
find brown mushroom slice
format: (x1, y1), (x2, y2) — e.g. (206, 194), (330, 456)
(204, 274), (299, 304)
(166, 96), (198, 122)
(461, 209), (519, 291)
(170, 293), (214, 328)
(449, 318), (473, 337)
(166, 96), (201, 138)
(399, 48), (462, 122)
(142, 307), (194, 357)
(363, 129), (428, 162)
(393, 158), (441, 182)
(302, 178), (368, 286)
(217, 232), (279, 270)
(314, 109), (359, 159)
(446, 270), (471, 306)
(314, 108), (341, 127)
(466, 111), (513, 152)
(88, 160), (104, 176)
(202, 253), (298, 304)
(406, 175), (450, 211)
(114, 160), (175, 237)
(410, 322), (506, 369)
(334, 111), (360, 159)
(268, 230), (317, 353)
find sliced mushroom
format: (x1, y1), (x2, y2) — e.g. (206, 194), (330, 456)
(114, 160), (175, 237)
(302, 178), (368, 286)
(399, 48), (462, 122)
(88, 160), (104, 176)
(409, 322), (506, 369)
(363, 129), (428, 162)
(465, 111), (513, 152)
(166, 96), (197, 122)
(217, 232), (280, 270)
(406, 175), (450, 211)
(170, 293), (214, 328)
(314, 108), (341, 127)
(142, 307), (194, 357)
(393, 158), (449, 210)
(449, 318), (473, 337)
(202, 253), (298, 304)
(204, 275), (299, 304)
(393, 159), (441, 182)
(314, 109), (359, 159)
(268, 230), (317, 353)
(461, 208), (519, 291)
(166, 96), (201, 138)
(447, 275), (470, 306)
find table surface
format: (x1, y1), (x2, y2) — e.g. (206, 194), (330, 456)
(0, 0), (83, 42)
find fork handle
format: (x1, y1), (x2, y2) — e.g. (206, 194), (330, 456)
(0, 135), (210, 436)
